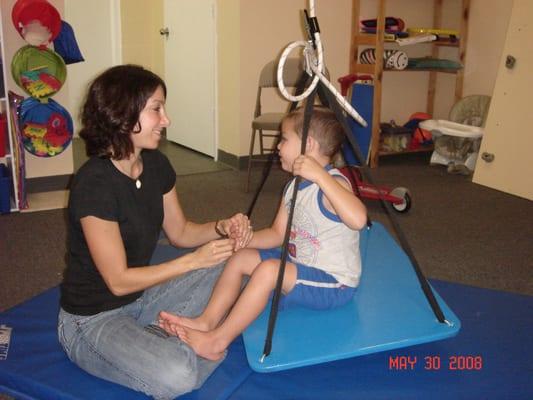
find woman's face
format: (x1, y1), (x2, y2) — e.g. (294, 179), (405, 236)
(277, 119), (302, 173)
(131, 85), (170, 150)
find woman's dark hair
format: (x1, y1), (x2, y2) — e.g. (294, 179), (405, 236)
(79, 64), (166, 159)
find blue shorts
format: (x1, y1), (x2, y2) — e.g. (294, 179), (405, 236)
(259, 248), (356, 310)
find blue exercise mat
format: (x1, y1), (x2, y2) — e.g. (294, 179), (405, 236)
(0, 276), (531, 399)
(232, 281), (533, 400)
(0, 285), (252, 400)
(242, 222), (461, 372)
(1, 234), (531, 399)
(0, 243), (254, 400)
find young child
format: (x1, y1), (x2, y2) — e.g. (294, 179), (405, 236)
(159, 106), (367, 361)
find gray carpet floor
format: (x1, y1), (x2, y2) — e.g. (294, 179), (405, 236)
(1, 151), (532, 314)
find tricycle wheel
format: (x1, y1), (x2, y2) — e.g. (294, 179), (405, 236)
(390, 187), (411, 213)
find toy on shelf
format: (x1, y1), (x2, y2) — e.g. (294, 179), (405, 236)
(360, 16), (408, 38)
(396, 34), (437, 46)
(379, 112), (432, 154)
(379, 121), (413, 153)
(407, 27), (460, 44)
(407, 57), (462, 71)
(360, 48), (408, 70)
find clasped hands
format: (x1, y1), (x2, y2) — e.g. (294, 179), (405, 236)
(218, 213), (253, 251)
(193, 214), (253, 269)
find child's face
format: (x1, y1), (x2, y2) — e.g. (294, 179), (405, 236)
(131, 85), (170, 150)
(278, 119), (302, 173)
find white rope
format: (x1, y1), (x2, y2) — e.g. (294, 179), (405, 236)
(277, 0), (367, 127)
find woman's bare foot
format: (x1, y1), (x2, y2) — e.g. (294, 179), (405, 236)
(158, 311), (212, 336)
(176, 326), (228, 361)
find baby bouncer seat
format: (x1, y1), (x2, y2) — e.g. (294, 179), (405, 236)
(420, 95), (491, 174)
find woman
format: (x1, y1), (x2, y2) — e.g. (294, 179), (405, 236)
(58, 65), (252, 399)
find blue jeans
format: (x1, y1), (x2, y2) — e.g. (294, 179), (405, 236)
(57, 264), (224, 399)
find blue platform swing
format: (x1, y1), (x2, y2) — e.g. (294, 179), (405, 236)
(242, 0), (460, 373)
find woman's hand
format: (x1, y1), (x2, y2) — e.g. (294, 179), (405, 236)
(191, 238), (236, 269)
(219, 213), (253, 250)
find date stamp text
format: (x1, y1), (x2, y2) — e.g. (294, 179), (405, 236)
(389, 355), (483, 371)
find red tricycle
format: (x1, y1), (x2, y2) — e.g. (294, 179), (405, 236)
(339, 165), (412, 214)
(337, 73), (412, 213)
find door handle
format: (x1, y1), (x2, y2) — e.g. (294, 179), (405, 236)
(160, 27), (169, 38)
(481, 152), (495, 163)
(505, 55), (516, 69)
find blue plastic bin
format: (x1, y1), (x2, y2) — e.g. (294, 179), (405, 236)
(0, 163), (12, 214)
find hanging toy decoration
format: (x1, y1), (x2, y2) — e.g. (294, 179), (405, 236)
(11, 45), (67, 101)
(10, 0), (75, 159)
(19, 97), (73, 157)
(11, 0), (61, 45)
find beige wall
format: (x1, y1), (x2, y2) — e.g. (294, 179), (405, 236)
(217, 0), (241, 153)
(60, 0), (512, 161)
(463, 0), (512, 96)
(120, 0), (164, 78)
(65, 0), (121, 137)
(1, 0), (73, 178)
(218, 0), (352, 157)
(1, 0), (512, 178)
(217, 0), (513, 158)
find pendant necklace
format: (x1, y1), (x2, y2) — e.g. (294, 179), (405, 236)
(113, 157), (142, 189)
(134, 156), (142, 189)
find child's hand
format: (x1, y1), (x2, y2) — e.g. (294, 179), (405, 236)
(220, 213), (253, 250)
(292, 155), (327, 183)
(233, 222), (253, 251)
(219, 213), (246, 238)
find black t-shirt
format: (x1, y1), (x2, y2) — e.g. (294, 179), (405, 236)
(60, 149), (176, 315)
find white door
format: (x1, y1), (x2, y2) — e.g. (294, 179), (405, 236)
(163, 0), (216, 157)
(472, 0), (533, 200)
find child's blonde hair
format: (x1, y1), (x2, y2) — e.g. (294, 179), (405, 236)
(283, 106), (344, 158)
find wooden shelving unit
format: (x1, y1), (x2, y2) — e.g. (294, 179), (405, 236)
(349, 0), (470, 167)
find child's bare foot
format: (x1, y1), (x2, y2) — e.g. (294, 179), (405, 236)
(158, 311), (212, 335)
(177, 326), (227, 361)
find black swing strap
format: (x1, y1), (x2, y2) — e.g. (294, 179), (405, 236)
(319, 84), (446, 324)
(261, 89), (317, 361)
